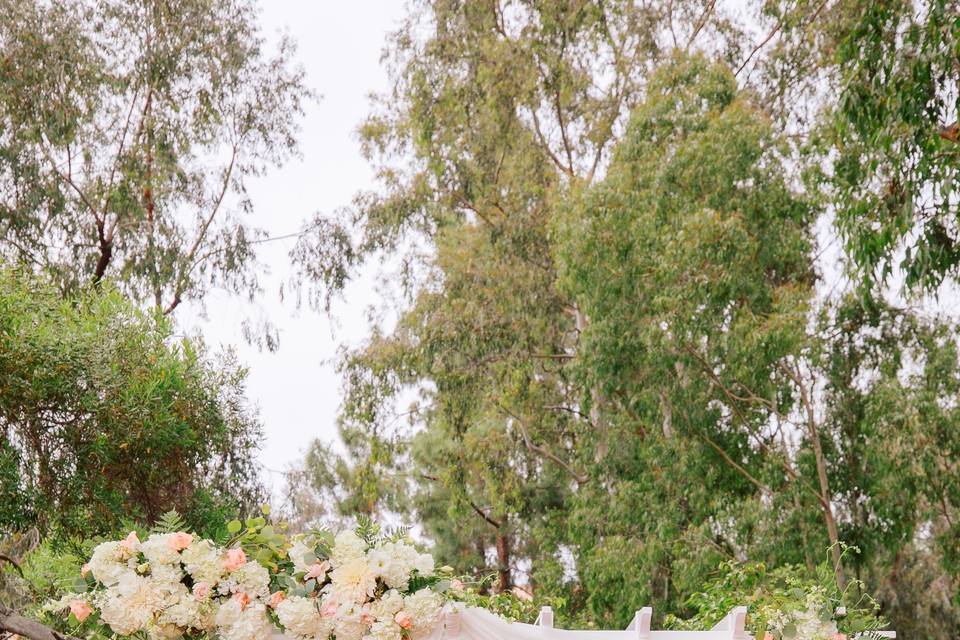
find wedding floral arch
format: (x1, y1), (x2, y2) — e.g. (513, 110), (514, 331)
(1, 519), (896, 640)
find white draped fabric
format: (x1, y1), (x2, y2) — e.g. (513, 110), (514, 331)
(275, 605), (896, 640)
(388, 605), (749, 640)
(422, 606), (748, 640)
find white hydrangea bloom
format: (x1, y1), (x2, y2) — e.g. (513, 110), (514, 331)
(793, 606), (838, 640)
(158, 585), (202, 629)
(365, 619), (402, 640)
(370, 589), (404, 620)
(233, 561), (271, 597)
(141, 534), (181, 567)
(276, 595), (334, 639)
(331, 531), (367, 565)
(334, 616), (368, 640)
(181, 539), (224, 584)
(404, 589), (442, 632)
(98, 573), (164, 635)
(413, 553), (435, 577)
(215, 600), (275, 640)
(88, 541), (131, 587)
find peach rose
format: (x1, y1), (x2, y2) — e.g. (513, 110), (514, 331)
(831, 635), (847, 640)
(192, 581), (211, 600)
(69, 600), (93, 622)
(763, 634), (774, 640)
(167, 532), (193, 551)
(269, 591), (286, 608)
(80, 563), (91, 577)
(394, 611), (413, 630)
(305, 561), (330, 580)
(449, 578), (465, 593)
(360, 604), (375, 625)
(233, 591), (251, 610)
(223, 547), (247, 571)
(320, 598), (338, 618)
(119, 531), (140, 553)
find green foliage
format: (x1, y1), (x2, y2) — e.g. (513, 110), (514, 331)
(0, 0), (309, 321)
(831, 0), (960, 294)
(666, 550), (888, 638)
(151, 511), (189, 535)
(0, 269), (265, 540)
(288, 2), (960, 634)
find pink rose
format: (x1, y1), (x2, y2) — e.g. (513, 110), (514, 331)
(119, 531), (140, 553)
(305, 561), (330, 580)
(450, 578), (465, 593)
(831, 635), (847, 640)
(320, 599), (339, 618)
(233, 591), (251, 610)
(80, 563), (91, 577)
(269, 591), (286, 608)
(223, 548), (247, 572)
(69, 600), (93, 622)
(394, 611), (414, 630)
(192, 581), (211, 600)
(763, 634), (775, 640)
(167, 532), (193, 551)
(360, 604), (375, 625)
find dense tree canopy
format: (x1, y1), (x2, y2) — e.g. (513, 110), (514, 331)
(0, 0), (307, 318)
(289, 1), (960, 636)
(0, 270), (264, 540)
(0, 0), (959, 637)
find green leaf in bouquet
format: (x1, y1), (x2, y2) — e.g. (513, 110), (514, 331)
(227, 520), (243, 534)
(261, 504), (271, 515)
(71, 575), (88, 593)
(782, 623), (797, 639)
(434, 579), (451, 593)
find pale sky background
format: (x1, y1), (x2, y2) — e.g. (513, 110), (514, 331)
(184, 0), (408, 494)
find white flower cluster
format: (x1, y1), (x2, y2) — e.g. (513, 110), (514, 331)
(764, 588), (844, 640)
(79, 531), (275, 640)
(54, 526), (448, 640)
(275, 530), (444, 640)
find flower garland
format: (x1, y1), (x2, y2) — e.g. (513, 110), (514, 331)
(47, 524), (449, 640)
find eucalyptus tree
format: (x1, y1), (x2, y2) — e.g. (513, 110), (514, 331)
(552, 53), (818, 620)
(288, 0), (960, 630)
(0, 0), (307, 315)
(830, 0), (960, 294)
(291, 0), (747, 591)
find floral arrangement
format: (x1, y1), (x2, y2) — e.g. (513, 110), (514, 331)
(759, 586), (851, 640)
(45, 516), (451, 640)
(664, 550), (888, 640)
(274, 527), (444, 640)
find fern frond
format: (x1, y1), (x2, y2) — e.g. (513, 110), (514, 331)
(152, 510), (188, 534)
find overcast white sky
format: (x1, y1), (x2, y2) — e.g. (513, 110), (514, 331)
(184, 1), (408, 492)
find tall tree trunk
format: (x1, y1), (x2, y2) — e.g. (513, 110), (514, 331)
(495, 532), (511, 592)
(795, 366), (846, 588)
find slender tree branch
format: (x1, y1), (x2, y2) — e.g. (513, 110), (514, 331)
(685, 0), (717, 49)
(0, 604), (81, 640)
(497, 403), (588, 483)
